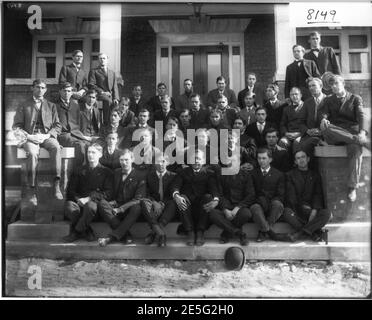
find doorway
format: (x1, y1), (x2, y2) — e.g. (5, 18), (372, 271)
(172, 45), (229, 102)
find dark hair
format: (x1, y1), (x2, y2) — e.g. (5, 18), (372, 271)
(257, 147), (272, 158)
(179, 108), (190, 115)
(60, 82), (73, 90)
(138, 108), (150, 115)
(216, 76), (226, 83)
(255, 106), (267, 114)
(32, 79), (46, 87)
(234, 116), (247, 126)
(190, 93), (201, 100)
(166, 116), (179, 126)
(247, 72), (257, 78)
(72, 50), (83, 57)
(184, 79), (193, 84)
(86, 89), (98, 96)
(110, 106), (123, 117)
(88, 143), (103, 154)
(157, 82), (167, 88)
(264, 127), (279, 138)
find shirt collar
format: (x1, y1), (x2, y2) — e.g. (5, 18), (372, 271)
(122, 168), (132, 176)
(33, 97), (43, 103)
(157, 170), (167, 178)
(261, 166), (270, 173)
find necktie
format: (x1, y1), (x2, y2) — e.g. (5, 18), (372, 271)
(258, 123), (263, 133)
(262, 169), (268, 177)
(312, 48), (320, 52)
(159, 175), (164, 201)
(122, 172), (128, 182)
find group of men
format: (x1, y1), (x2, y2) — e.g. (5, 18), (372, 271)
(12, 31), (369, 247)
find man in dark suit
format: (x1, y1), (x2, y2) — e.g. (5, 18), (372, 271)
(129, 85), (147, 117)
(284, 45), (321, 100)
(264, 128), (292, 173)
(233, 117), (257, 160)
(189, 93), (210, 129)
(175, 79), (194, 112)
(58, 50), (88, 101)
(56, 82), (87, 166)
(304, 31), (341, 76)
(79, 89), (102, 143)
(249, 147), (285, 242)
(264, 83), (287, 130)
(152, 95), (178, 133)
(209, 159), (253, 246)
(238, 72), (265, 108)
(320, 75), (369, 202)
(206, 76), (238, 110)
(99, 132), (122, 170)
(13, 79), (63, 202)
(282, 150), (331, 242)
(118, 97), (136, 128)
(239, 91), (258, 126)
(141, 153), (177, 247)
(147, 82), (175, 114)
(245, 107), (274, 148)
(217, 95), (238, 129)
(171, 149), (220, 246)
(88, 53), (119, 126)
(98, 149), (146, 246)
(63, 143), (113, 242)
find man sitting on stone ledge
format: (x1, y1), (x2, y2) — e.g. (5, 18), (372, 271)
(320, 75), (369, 202)
(63, 143), (113, 242)
(282, 149), (331, 242)
(12, 79), (63, 204)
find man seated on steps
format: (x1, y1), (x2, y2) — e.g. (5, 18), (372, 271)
(249, 147), (286, 242)
(171, 149), (220, 246)
(282, 149), (331, 242)
(209, 154), (251, 246)
(320, 74), (369, 202)
(63, 143), (113, 242)
(99, 131), (122, 171)
(12, 78), (63, 204)
(98, 149), (146, 246)
(141, 153), (177, 247)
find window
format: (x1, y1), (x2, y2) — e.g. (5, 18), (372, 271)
(296, 27), (371, 79)
(32, 35), (99, 81)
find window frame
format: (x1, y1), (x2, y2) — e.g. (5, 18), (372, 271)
(296, 27), (371, 80)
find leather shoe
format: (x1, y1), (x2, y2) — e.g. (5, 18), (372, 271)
(239, 232), (249, 246)
(256, 231), (268, 242)
(219, 230), (230, 244)
(195, 230), (205, 246)
(186, 231), (195, 246)
(54, 180), (64, 200)
(84, 228), (96, 242)
(62, 231), (81, 243)
(98, 235), (115, 247)
(158, 234), (167, 247)
(144, 232), (156, 245)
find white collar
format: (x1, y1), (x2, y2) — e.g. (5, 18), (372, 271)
(157, 171), (167, 178)
(261, 166), (270, 173)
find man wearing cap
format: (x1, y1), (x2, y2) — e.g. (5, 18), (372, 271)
(13, 79), (63, 203)
(282, 149), (331, 242)
(285, 45), (321, 101)
(88, 53), (119, 126)
(304, 31), (341, 76)
(56, 82), (87, 165)
(59, 50), (88, 100)
(320, 75), (369, 202)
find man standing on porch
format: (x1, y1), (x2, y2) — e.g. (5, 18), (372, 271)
(175, 79), (194, 113)
(206, 76), (238, 111)
(58, 50), (88, 101)
(88, 53), (120, 126)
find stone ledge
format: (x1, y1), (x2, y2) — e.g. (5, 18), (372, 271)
(315, 146), (371, 158)
(17, 147), (75, 159)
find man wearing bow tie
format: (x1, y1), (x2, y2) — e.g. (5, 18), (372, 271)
(59, 50), (88, 101)
(284, 45), (320, 100)
(320, 75), (369, 202)
(88, 53), (119, 126)
(304, 31), (341, 76)
(13, 79), (63, 203)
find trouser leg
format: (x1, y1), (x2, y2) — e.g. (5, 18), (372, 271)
(158, 200), (177, 226)
(22, 142), (40, 186)
(74, 200), (98, 233)
(267, 199), (284, 227)
(64, 200), (81, 227)
(176, 195), (193, 232)
(302, 209), (331, 234)
(98, 199), (121, 229)
(250, 203), (269, 232)
(98, 95), (113, 126)
(111, 204), (142, 240)
(231, 207), (252, 228)
(193, 194), (213, 232)
(209, 209), (238, 235)
(282, 207), (305, 231)
(41, 138), (61, 178)
(346, 143), (363, 189)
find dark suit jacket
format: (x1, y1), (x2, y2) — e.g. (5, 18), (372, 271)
(245, 121), (275, 148)
(220, 108), (238, 129)
(269, 145), (292, 173)
(66, 163), (113, 202)
(13, 98), (61, 138)
(250, 166), (285, 204)
(240, 134), (257, 159)
(206, 88), (238, 109)
(112, 168), (146, 211)
(129, 96), (147, 116)
(88, 67), (119, 100)
(120, 124), (155, 149)
(280, 103), (308, 136)
(190, 107), (210, 129)
(59, 63), (88, 92)
(147, 95), (175, 114)
(99, 147), (121, 170)
(153, 109), (178, 128)
(217, 170), (256, 210)
(264, 100), (287, 130)
(238, 83), (265, 108)
(120, 110), (136, 128)
(301, 96), (327, 132)
(322, 92), (367, 132)
(79, 105), (102, 136)
(175, 93), (193, 112)
(284, 59), (320, 98)
(145, 169), (177, 202)
(304, 46), (341, 75)
(171, 166), (219, 202)
(285, 168), (324, 211)
(56, 98), (85, 140)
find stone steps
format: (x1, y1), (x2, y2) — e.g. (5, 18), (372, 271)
(7, 221), (371, 242)
(5, 239), (370, 261)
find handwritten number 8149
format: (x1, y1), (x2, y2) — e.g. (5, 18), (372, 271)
(307, 9), (336, 21)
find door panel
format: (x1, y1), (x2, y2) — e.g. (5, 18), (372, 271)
(172, 45), (229, 103)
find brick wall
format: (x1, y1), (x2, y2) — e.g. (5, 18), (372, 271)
(244, 14), (276, 87)
(121, 17), (157, 100)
